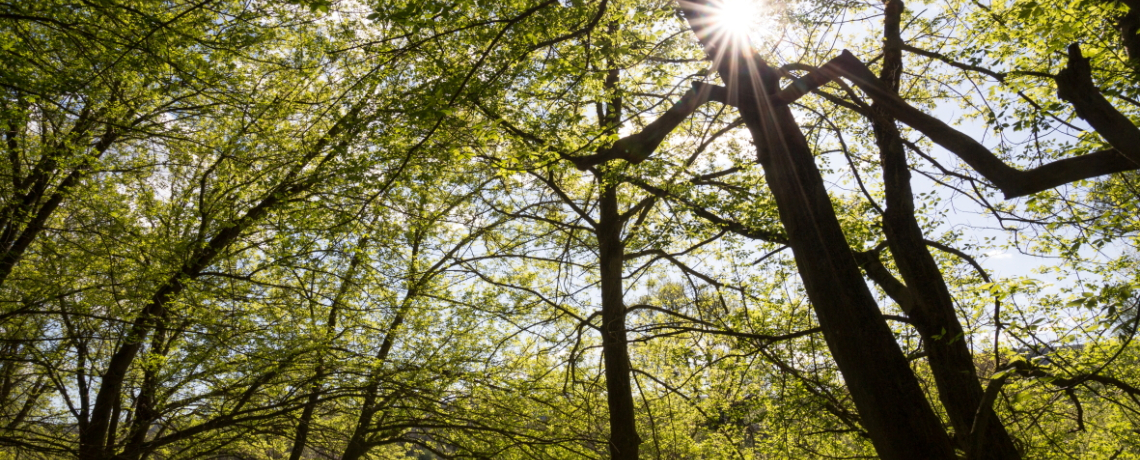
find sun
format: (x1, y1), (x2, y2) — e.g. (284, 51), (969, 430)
(710, 0), (764, 40)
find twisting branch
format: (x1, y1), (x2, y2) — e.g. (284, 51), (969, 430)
(899, 44), (1010, 82)
(627, 303), (820, 344)
(621, 176), (787, 244)
(769, 50), (1140, 199)
(923, 240), (991, 282)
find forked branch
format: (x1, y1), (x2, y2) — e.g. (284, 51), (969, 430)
(570, 82), (728, 169)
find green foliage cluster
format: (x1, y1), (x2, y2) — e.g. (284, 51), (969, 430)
(1, 0), (1139, 458)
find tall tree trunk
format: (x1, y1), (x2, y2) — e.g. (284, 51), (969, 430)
(871, 1), (1020, 457)
(597, 184), (640, 460)
(678, 3), (956, 458)
(592, 37), (640, 458)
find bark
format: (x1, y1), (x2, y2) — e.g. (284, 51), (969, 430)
(119, 327), (170, 460)
(342, 233), (419, 460)
(120, 369), (159, 460)
(869, 1), (1020, 456)
(597, 184), (640, 460)
(0, 344), (16, 416)
(678, 2), (957, 458)
(80, 202), (273, 460)
(1121, 7), (1140, 62)
(852, 249), (915, 314)
(105, 391), (121, 454)
(580, 45), (642, 458)
(114, 368), (286, 456)
(740, 70), (956, 459)
(571, 82), (729, 169)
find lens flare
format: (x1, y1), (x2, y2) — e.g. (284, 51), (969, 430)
(711, 0), (762, 40)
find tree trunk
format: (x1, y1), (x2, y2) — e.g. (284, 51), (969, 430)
(739, 70), (956, 460)
(870, 1), (1021, 456)
(678, 3), (956, 457)
(597, 184), (640, 460)
(341, 277), (416, 460)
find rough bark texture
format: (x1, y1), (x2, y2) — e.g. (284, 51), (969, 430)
(678, 2), (957, 458)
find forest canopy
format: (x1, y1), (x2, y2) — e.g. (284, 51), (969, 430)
(1, 0), (1140, 458)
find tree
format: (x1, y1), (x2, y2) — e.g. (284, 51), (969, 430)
(5, 0), (1140, 458)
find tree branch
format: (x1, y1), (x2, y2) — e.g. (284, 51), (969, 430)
(570, 82), (728, 169)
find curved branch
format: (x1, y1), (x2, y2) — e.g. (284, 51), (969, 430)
(824, 50), (1140, 198)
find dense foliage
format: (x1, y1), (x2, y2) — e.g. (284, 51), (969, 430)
(1, 0), (1139, 458)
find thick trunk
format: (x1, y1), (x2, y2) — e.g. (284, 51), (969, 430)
(105, 391), (121, 455)
(597, 185), (640, 460)
(80, 283), (180, 460)
(677, 3), (956, 456)
(875, 104), (1020, 459)
(872, 1), (1020, 457)
(737, 74), (956, 460)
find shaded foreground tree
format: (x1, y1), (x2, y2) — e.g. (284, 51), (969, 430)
(557, 0), (1140, 457)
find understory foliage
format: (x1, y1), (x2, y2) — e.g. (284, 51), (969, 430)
(0, 0), (1139, 458)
